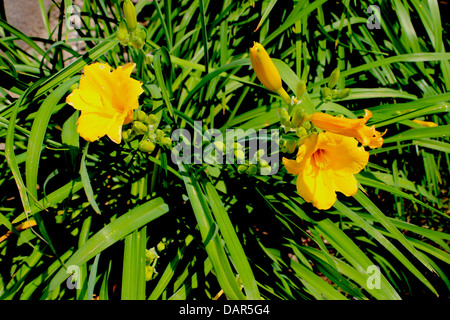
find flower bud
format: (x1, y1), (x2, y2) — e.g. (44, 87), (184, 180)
(235, 149), (245, 163)
(131, 25), (146, 49)
(296, 80), (307, 98)
(302, 121), (311, 130)
(123, 0), (137, 32)
(291, 108), (307, 128)
(237, 164), (248, 174)
(137, 110), (147, 122)
(286, 140), (297, 153)
(328, 68), (340, 89)
(147, 114), (159, 125)
(145, 265), (154, 281)
(296, 126), (308, 138)
(157, 242), (165, 252)
(117, 20), (129, 44)
(278, 108), (291, 127)
(213, 141), (225, 153)
(139, 140), (155, 153)
(250, 42), (282, 93)
(321, 87), (332, 100)
(133, 121), (148, 134)
(146, 249), (157, 262)
(161, 137), (172, 148)
(337, 88), (351, 99)
(246, 164), (258, 175)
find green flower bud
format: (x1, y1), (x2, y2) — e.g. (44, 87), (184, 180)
(246, 164), (258, 175)
(337, 88), (351, 99)
(286, 140), (297, 153)
(122, 130), (129, 141)
(291, 108), (307, 128)
(303, 121), (311, 130)
(296, 80), (307, 98)
(155, 129), (165, 140)
(146, 249), (157, 262)
(237, 164), (248, 174)
(260, 165), (272, 176)
(296, 126), (308, 138)
(133, 121), (148, 135)
(136, 110), (147, 122)
(235, 149), (245, 162)
(146, 114), (159, 128)
(145, 265), (154, 281)
(117, 20), (129, 44)
(161, 137), (172, 148)
(328, 68), (340, 89)
(321, 87), (332, 100)
(123, 0), (137, 32)
(139, 140), (155, 153)
(278, 108), (291, 127)
(234, 142), (244, 151)
(213, 141), (225, 153)
(157, 242), (165, 252)
(123, 128), (135, 142)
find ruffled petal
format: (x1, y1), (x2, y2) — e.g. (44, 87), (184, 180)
(334, 173), (358, 197)
(296, 161), (337, 210)
(76, 111), (124, 143)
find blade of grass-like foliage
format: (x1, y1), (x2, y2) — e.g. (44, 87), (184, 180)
(290, 258), (347, 300)
(203, 179), (261, 300)
(333, 200), (438, 295)
(316, 220), (401, 300)
(25, 77), (78, 208)
(148, 234), (194, 300)
(0, 18), (47, 57)
(356, 172), (447, 219)
(383, 125), (450, 144)
(254, 0), (277, 32)
(153, 48), (174, 117)
(79, 143), (101, 214)
(87, 253), (100, 300)
(122, 227), (147, 300)
(178, 163), (245, 300)
(353, 190), (435, 273)
(46, 197), (168, 297)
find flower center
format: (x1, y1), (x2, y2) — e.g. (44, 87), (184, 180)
(312, 148), (329, 169)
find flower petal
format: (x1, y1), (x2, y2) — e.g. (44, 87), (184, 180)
(322, 133), (369, 176)
(296, 162), (336, 210)
(334, 174), (358, 197)
(76, 111), (123, 143)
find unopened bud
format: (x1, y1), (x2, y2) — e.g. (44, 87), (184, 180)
(328, 68), (340, 89)
(302, 121), (311, 130)
(146, 249), (157, 262)
(278, 108), (290, 127)
(133, 121), (148, 135)
(123, 0), (137, 32)
(296, 126), (308, 138)
(291, 108), (306, 128)
(237, 164), (248, 174)
(117, 20), (129, 43)
(321, 87), (332, 100)
(139, 140), (155, 153)
(145, 265), (154, 281)
(131, 25), (146, 49)
(246, 165), (258, 175)
(147, 114), (159, 125)
(157, 242), (165, 252)
(337, 88), (351, 99)
(235, 149), (245, 162)
(161, 137), (172, 148)
(213, 141), (225, 153)
(296, 80), (307, 98)
(286, 140), (297, 153)
(137, 110), (147, 122)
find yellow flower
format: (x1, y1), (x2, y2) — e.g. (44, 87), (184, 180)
(66, 62), (143, 143)
(250, 42), (291, 104)
(283, 132), (369, 210)
(309, 109), (385, 149)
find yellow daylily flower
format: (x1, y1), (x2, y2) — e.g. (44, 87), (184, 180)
(250, 42), (291, 104)
(283, 132), (369, 210)
(309, 109), (386, 149)
(66, 62), (144, 144)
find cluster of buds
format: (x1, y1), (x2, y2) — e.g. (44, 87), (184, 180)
(145, 239), (167, 281)
(237, 149), (273, 176)
(122, 110), (172, 154)
(117, 0), (146, 49)
(320, 68), (351, 101)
